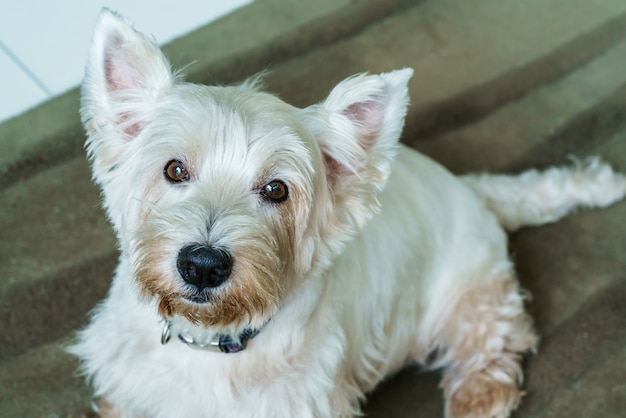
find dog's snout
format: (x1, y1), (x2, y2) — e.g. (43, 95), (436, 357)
(176, 245), (233, 291)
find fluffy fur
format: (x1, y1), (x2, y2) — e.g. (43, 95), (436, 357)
(70, 9), (626, 418)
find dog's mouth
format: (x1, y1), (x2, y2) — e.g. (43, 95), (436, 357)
(142, 244), (281, 328)
(179, 285), (222, 305)
(183, 294), (208, 304)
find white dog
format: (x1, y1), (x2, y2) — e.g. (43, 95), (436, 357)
(70, 9), (626, 418)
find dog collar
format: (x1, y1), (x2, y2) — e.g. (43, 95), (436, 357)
(160, 319), (263, 353)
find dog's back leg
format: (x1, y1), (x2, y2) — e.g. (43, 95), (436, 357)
(421, 267), (538, 418)
(461, 157), (626, 232)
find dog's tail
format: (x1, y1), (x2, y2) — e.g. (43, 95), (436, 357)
(461, 157), (626, 232)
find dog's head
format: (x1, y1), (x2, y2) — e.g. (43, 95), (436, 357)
(83, 9), (412, 330)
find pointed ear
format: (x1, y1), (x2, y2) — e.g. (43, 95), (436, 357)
(81, 8), (175, 142)
(302, 69), (413, 230)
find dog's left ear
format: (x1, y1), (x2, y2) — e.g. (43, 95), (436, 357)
(301, 69), (413, 231)
(82, 9), (175, 144)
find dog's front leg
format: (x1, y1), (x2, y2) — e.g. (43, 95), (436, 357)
(429, 274), (538, 418)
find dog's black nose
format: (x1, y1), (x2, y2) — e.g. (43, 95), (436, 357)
(176, 245), (233, 290)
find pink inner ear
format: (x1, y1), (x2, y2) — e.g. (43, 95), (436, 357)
(324, 153), (351, 188)
(343, 100), (384, 150)
(104, 34), (141, 93)
(102, 34), (145, 137)
(105, 55), (134, 92)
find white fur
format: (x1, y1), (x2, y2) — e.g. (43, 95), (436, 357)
(70, 9), (626, 418)
(462, 157), (626, 231)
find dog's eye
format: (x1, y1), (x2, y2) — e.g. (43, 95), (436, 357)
(261, 180), (289, 203)
(164, 160), (190, 183)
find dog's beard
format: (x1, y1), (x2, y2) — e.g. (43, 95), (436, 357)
(131, 218), (285, 328)
(137, 249), (282, 328)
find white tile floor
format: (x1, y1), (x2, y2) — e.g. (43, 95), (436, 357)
(0, 0), (252, 123)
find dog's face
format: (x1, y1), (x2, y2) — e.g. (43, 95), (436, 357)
(83, 10), (412, 329)
(122, 86), (318, 329)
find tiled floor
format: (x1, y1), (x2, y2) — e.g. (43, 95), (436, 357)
(0, 0), (251, 123)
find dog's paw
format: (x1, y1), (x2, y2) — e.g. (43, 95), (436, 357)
(445, 373), (522, 418)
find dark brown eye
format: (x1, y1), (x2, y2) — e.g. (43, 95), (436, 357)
(164, 160), (190, 183)
(261, 180), (288, 203)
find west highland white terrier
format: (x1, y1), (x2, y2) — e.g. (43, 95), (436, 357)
(70, 9), (626, 418)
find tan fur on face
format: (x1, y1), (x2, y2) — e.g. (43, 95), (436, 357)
(270, 182), (312, 292)
(133, 227), (283, 328)
(131, 180), (310, 328)
(158, 254), (282, 328)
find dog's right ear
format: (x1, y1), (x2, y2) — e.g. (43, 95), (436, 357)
(299, 69), (412, 241)
(82, 9), (175, 146)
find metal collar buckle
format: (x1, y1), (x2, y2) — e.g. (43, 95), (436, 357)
(160, 319), (258, 354)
